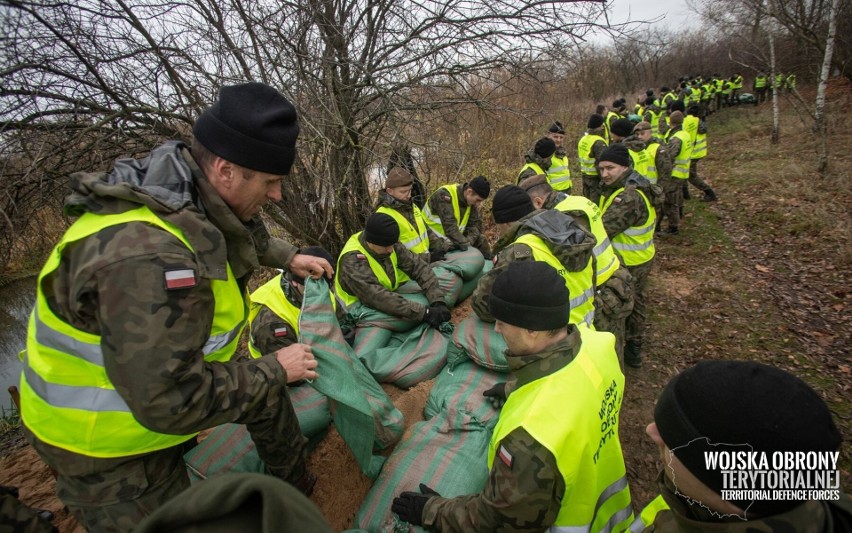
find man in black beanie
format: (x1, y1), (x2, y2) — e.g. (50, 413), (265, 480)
(471, 185), (597, 329)
(517, 137), (557, 185)
(393, 261), (632, 532)
(634, 360), (851, 531)
(19, 82), (333, 530)
(422, 175), (492, 259)
(578, 114), (609, 204)
(598, 144), (660, 368)
(336, 213), (449, 329)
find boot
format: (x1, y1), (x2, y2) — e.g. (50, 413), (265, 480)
(292, 471), (317, 496)
(701, 188), (718, 202)
(624, 340), (643, 368)
(682, 183), (691, 200)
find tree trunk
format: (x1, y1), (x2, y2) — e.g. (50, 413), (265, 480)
(816, 0), (840, 175)
(768, 17), (780, 144)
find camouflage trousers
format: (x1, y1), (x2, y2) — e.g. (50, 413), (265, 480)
(661, 177), (684, 229)
(625, 258), (654, 343)
(687, 159), (712, 193)
(581, 174), (602, 206)
(27, 385), (308, 532)
(593, 265), (635, 366)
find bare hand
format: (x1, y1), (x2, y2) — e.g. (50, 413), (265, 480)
(275, 343), (319, 383)
(289, 253), (334, 280)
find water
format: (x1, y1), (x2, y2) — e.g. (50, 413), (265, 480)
(0, 277), (35, 401)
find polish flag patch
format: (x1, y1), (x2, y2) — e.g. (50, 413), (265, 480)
(274, 327), (289, 337)
(356, 254), (366, 260)
(164, 269), (197, 290)
(498, 445), (513, 468)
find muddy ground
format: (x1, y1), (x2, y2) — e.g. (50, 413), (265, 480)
(1, 87), (850, 531)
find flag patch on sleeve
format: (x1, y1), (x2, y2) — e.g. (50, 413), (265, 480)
(498, 445), (513, 468)
(164, 269), (197, 290)
(274, 327), (289, 337)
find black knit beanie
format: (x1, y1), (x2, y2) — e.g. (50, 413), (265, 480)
(598, 144), (631, 168)
(655, 360), (841, 517)
(670, 99), (686, 113)
(363, 213), (400, 246)
(548, 121), (565, 134)
(610, 118), (635, 139)
(534, 137), (556, 159)
(489, 261), (568, 331)
(193, 82), (299, 175)
(587, 114), (605, 130)
(644, 96), (655, 106)
(492, 185), (534, 223)
(468, 175), (491, 199)
(290, 246), (335, 285)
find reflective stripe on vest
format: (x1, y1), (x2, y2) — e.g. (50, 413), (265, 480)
(513, 234), (596, 327)
(21, 205), (246, 458)
(692, 131), (707, 159)
(628, 495), (670, 532)
(643, 143), (660, 184)
(628, 148), (650, 179)
(518, 162), (546, 184)
(670, 130), (692, 179)
(578, 134), (607, 175)
(421, 185), (470, 239)
(377, 205), (429, 254)
(334, 232), (403, 307)
(553, 196), (620, 285)
(600, 188), (656, 266)
(488, 328), (633, 533)
(548, 154), (572, 190)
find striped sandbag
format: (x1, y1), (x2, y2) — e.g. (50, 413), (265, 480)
(424, 360), (506, 425)
(449, 314), (510, 371)
(363, 323), (450, 388)
(458, 258), (492, 302)
(183, 384), (331, 482)
(433, 265), (463, 306)
(355, 406), (493, 532)
(437, 247), (486, 280)
(346, 292), (429, 332)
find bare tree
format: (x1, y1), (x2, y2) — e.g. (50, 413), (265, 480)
(0, 0), (614, 265)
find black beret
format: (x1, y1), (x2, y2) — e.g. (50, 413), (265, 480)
(364, 213), (400, 246)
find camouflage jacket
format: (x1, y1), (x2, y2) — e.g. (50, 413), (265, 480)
(249, 272), (347, 355)
(30, 141), (298, 467)
(422, 329), (583, 532)
(600, 169), (655, 239)
(472, 209), (595, 321)
(643, 473), (852, 532)
(336, 233), (443, 321)
(374, 191), (449, 257)
(425, 183), (485, 249)
(518, 150), (553, 182)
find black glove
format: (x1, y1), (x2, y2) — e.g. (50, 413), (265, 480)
(481, 250), (492, 261)
(450, 241), (469, 252)
(392, 484), (441, 525)
(423, 302), (451, 329)
(429, 250), (446, 263)
(483, 382), (507, 408)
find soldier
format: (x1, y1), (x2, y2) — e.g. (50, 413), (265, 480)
(375, 166), (449, 263)
(685, 106), (718, 202)
(544, 121), (573, 192)
(471, 185), (596, 328)
(754, 72), (768, 104)
(516, 137), (555, 184)
(18, 82), (334, 530)
(633, 121), (672, 187)
(633, 360), (852, 531)
(610, 118), (650, 178)
(393, 261), (633, 532)
(248, 246), (346, 357)
(598, 144), (659, 368)
(662, 111), (691, 234)
(520, 175), (634, 362)
(577, 114), (608, 205)
(422, 176), (492, 259)
(335, 212), (450, 329)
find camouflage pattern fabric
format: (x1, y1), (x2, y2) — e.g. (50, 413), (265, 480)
(517, 149), (553, 183)
(687, 159), (712, 193)
(374, 191), (449, 257)
(0, 490), (57, 532)
(297, 278), (405, 476)
(593, 265), (635, 363)
(425, 184), (490, 256)
(356, 406), (496, 533)
(625, 258), (654, 343)
(600, 169), (656, 239)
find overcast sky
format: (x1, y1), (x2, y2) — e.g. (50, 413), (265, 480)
(601, 0), (701, 35)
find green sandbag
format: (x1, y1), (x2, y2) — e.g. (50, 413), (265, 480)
(424, 360), (506, 424)
(448, 314), (510, 371)
(458, 259), (492, 302)
(299, 279), (405, 477)
(436, 247), (486, 280)
(363, 323), (450, 388)
(433, 265), (463, 306)
(183, 384), (331, 482)
(346, 292), (429, 332)
(355, 406), (493, 532)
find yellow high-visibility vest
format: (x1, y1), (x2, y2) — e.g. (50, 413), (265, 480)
(334, 232), (405, 307)
(554, 196), (620, 285)
(421, 185), (470, 240)
(578, 134), (607, 176)
(643, 142), (661, 184)
(547, 153), (572, 191)
(670, 130), (693, 179)
(377, 205), (429, 254)
(600, 188), (657, 266)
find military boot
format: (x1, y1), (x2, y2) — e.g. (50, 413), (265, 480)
(624, 340), (643, 368)
(701, 188), (718, 202)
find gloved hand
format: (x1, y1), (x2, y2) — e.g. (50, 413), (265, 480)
(451, 242), (469, 252)
(483, 382), (507, 408)
(392, 484), (441, 525)
(429, 250), (446, 263)
(481, 250), (492, 261)
(422, 302), (451, 329)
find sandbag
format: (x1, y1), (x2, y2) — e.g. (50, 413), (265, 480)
(448, 314), (510, 371)
(424, 360), (505, 424)
(345, 292), (429, 332)
(360, 323), (450, 388)
(183, 384), (331, 481)
(436, 247), (486, 280)
(298, 279), (405, 477)
(355, 407), (493, 533)
(459, 258), (492, 302)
